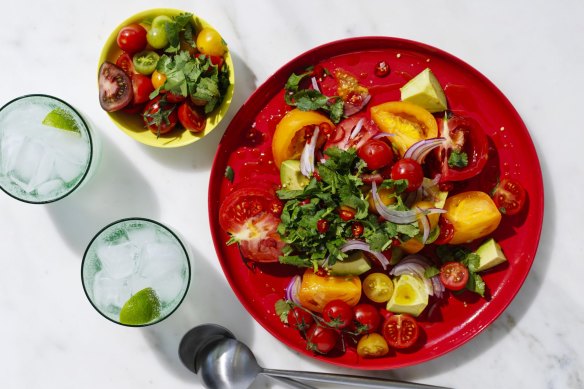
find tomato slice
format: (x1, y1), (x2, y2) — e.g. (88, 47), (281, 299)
(115, 52), (135, 76)
(324, 115), (378, 151)
(439, 262), (469, 291)
(492, 177), (526, 216)
(382, 314), (420, 349)
(219, 187), (284, 263)
(436, 115), (488, 182)
(178, 101), (207, 133)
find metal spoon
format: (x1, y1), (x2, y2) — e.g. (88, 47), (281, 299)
(198, 337), (453, 389)
(178, 324), (315, 389)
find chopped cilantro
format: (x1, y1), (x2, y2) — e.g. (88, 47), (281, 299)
(448, 150), (468, 168)
(224, 166), (234, 182)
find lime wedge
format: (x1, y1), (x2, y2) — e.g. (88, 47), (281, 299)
(42, 108), (81, 133)
(119, 287), (161, 325)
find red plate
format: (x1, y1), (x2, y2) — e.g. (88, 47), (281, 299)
(208, 37), (544, 369)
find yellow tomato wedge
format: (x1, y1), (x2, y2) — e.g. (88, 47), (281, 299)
(370, 101), (438, 156)
(443, 191), (502, 244)
(272, 109), (333, 168)
(297, 268), (361, 313)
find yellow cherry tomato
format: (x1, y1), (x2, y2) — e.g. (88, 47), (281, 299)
(370, 101), (438, 157)
(151, 70), (166, 90)
(297, 268), (361, 313)
(443, 191), (502, 244)
(357, 333), (389, 358)
(196, 28), (227, 56)
(272, 109), (334, 168)
(362, 273), (394, 303)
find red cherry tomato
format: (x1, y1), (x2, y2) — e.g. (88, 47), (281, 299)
(287, 307), (314, 331)
(131, 74), (154, 105)
(322, 300), (354, 329)
(142, 96), (178, 135)
(115, 52), (135, 76)
(391, 158), (424, 192)
(353, 304), (381, 334)
(357, 139), (394, 170)
(316, 219), (330, 234)
(436, 116), (488, 182)
(440, 262), (470, 291)
(351, 222), (364, 238)
(382, 314), (420, 349)
(492, 177), (527, 216)
(165, 91), (186, 103)
(116, 24), (147, 54)
(306, 324), (339, 354)
(178, 101), (207, 133)
(338, 206), (355, 221)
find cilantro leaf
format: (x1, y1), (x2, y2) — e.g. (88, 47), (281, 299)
(274, 299), (291, 323)
(448, 150), (468, 168)
(224, 166), (234, 182)
(285, 72), (310, 92)
(293, 89), (329, 111)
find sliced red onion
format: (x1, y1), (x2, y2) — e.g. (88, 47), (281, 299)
(344, 94), (371, 116)
(311, 76), (320, 93)
(371, 182), (418, 224)
(340, 239), (390, 270)
(300, 127), (319, 177)
(286, 275), (302, 305)
(404, 138), (446, 163)
(418, 208), (431, 244)
(350, 118), (365, 139)
(431, 276), (445, 299)
(372, 132), (395, 140)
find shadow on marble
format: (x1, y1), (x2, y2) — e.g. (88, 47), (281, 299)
(141, 243), (254, 383)
(139, 50), (258, 172)
(46, 133), (160, 255)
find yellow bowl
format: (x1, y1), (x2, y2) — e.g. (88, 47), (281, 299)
(98, 8), (235, 148)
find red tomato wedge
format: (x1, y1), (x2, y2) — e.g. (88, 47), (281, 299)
(492, 177), (527, 216)
(382, 314), (420, 349)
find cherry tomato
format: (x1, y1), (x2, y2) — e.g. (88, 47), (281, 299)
(142, 96), (178, 135)
(391, 158), (424, 192)
(316, 219), (330, 234)
(351, 222), (364, 238)
(324, 115), (377, 152)
(353, 304), (381, 334)
(440, 262), (470, 291)
(357, 139), (394, 170)
(147, 16), (172, 49)
(196, 27), (227, 56)
(165, 91), (186, 103)
(305, 324), (339, 354)
(322, 300), (354, 329)
(132, 50), (159, 75)
(436, 116), (488, 182)
(492, 177), (527, 216)
(382, 314), (420, 349)
(196, 53), (225, 69)
(362, 273), (394, 303)
(115, 52), (135, 76)
(218, 187), (284, 263)
(178, 101), (207, 133)
(338, 206), (355, 221)
(116, 24), (147, 54)
(98, 62), (133, 112)
(357, 333), (389, 358)
(287, 306), (314, 331)
(151, 70), (166, 90)
(131, 73), (154, 105)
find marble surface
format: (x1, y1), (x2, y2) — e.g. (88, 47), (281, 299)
(1, 0), (582, 388)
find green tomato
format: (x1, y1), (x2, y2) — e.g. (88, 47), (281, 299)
(147, 27), (168, 49)
(152, 15), (173, 30)
(132, 50), (160, 75)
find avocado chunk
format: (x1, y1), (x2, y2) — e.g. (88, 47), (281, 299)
(475, 238), (507, 271)
(386, 274), (428, 317)
(400, 68), (447, 113)
(280, 160), (309, 190)
(329, 251), (371, 276)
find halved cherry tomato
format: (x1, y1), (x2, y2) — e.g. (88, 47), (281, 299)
(218, 187), (284, 263)
(370, 101), (438, 157)
(178, 101), (206, 133)
(492, 177), (526, 216)
(324, 115), (377, 152)
(272, 109), (333, 168)
(115, 52), (135, 76)
(353, 304), (381, 334)
(287, 306), (314, 331)
(322, 300), (354, 329)
(357, 333), (389, 358)
(436, 116), (488, 182)
(362, 273), (394, 303)
(338, 205), (355, 221)
(440, 262), (469, 291)
(391, 158), (424, 192)
(116, 24), (147, 54)
(358, 139), (394, 170)
(382, 314), (420, 349)
(131, 73), (154, 105)
(305, 324), (339, 354)
(132, 50), (159, 75)
(142, 96), (178, 135)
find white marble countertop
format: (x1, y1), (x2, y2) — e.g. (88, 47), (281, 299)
(1, 0), (582, 388)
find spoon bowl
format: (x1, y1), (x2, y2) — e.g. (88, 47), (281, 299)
(178, 323), (234, 374)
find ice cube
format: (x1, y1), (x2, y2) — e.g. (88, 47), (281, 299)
(46, 128), (89, 166)
(129, 274), (152, 295)
(151, 271), (186, 303)
(92, 270), (132, 312)
(137, 242), (185, 280)
(54, 156), (83, 183)
(126, 225), (158, 247)
(35, 178), (64, 197)
(0, 131), (24, 175)
(7, 139), (45, 192)
(96, 240), (139, 279)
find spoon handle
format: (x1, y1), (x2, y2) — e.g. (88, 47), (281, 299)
(268, 375), (317, 389)
(262, 368), (453, 389)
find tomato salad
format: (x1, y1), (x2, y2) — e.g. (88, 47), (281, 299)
(218, 58), (527, 358)
(98, 13), (230, 136)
